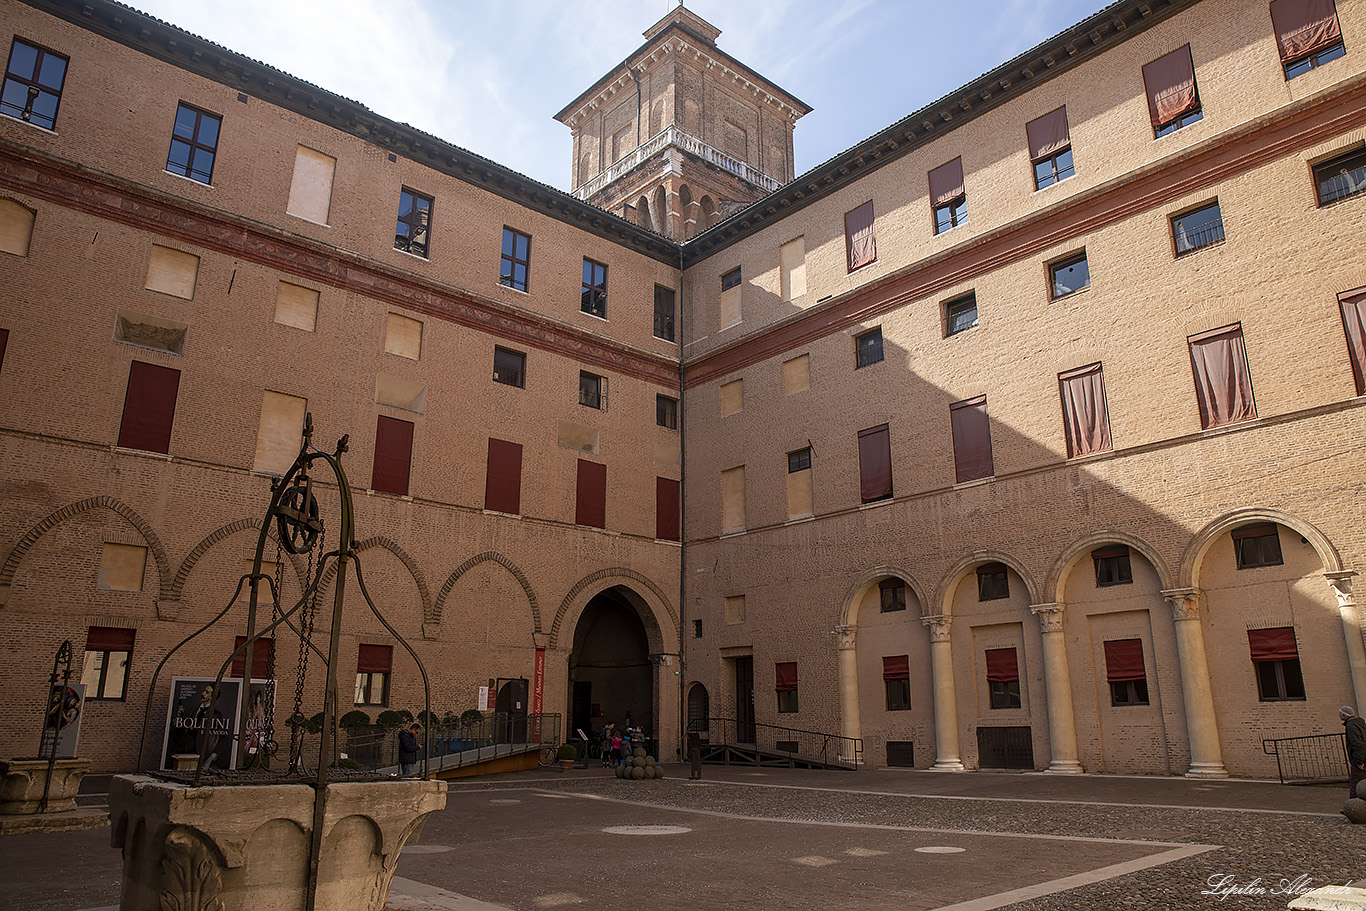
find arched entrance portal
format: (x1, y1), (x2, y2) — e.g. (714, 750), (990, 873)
(569, 586), (654, 744)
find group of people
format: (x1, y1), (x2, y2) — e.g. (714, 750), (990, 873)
(598, 721), (645, 767)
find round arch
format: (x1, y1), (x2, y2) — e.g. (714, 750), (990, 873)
(837, 564), (929, 628)
(933, 550), (1041, 613)
(166, 518), (307, 604)
(548, 568), (678, 654)
(433, 551), (540, 630)
(1043, 530), (1175, 603)
(1180, 507), (1343, 587)
(316, 535), (432, 620)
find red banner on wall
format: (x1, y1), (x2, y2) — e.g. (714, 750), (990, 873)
(531, 647), (545, 742)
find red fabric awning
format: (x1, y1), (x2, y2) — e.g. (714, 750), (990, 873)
(1341, 288), (1366, 396)
(87, 626), (135, 651)
(775, 662), (798, 692)
(1142, 45), (1198, 128)
(1271, 0), (1342, 63)
(928, 158), (965, 206)
(1104, 639), (1146, 683)
(845, 201), (876, 271)
(858, 424), (892, 502)
(1248, 628), (1299, 663)
(985, 648), (1018, 683)
(1026, 107), (1070, 161)
(357, 644), (392, 673)
(882, 655), (910, 681)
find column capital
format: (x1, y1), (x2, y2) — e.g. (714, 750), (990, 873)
(1031, 602), (1066, 634)
(922, 614), (952, 642)
(1161, 587), (1202, 622)
(1326, 571), (1359, 608)
(835, 625), (857, 651)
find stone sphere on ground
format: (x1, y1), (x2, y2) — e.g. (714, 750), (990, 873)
(632, 766), (646, 780)
(634, 748), (646, 759)
(645, 755), (655, 767)
(614, 765), (624, 779)
(652, 766), (665, 779)
(1357, 780), (1366, 800)
(1343, 797), (1366, 823)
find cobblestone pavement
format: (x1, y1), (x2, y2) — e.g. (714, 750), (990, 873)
(2, 766), (1360, 911)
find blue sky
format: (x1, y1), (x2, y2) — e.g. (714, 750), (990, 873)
(127, 1), (1106, 190)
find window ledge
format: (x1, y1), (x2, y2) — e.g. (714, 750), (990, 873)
(653, 538), (683, 547)
(393, 248), (430, 263)
(164, 169), (214, 189)
(720, 528), (747, 538)
(482, 509), (522, 519)
(286, 213), (331, 228)
(0, 114), (58, 135)
(858, 498), (893, 510)
(1052, 286), (1091, 303)
(111, 446), (173, 461)
(1174, 238), (1226, 259)
(1197, 415), (1263, 437)
(581, 311), (608, 322)
(953, 476), (994, 490)
(785, 514), (815, 525)
(498, 282), (529, 295)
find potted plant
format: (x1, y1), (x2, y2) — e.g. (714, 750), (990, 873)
(556, 743), (577, 772)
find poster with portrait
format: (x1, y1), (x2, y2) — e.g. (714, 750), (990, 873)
(40, 683), (85, 759)
(241, 680), (276, 766)
(162, 677), (240, 771)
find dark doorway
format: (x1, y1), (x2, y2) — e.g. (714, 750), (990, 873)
(734, 656), (755, 743)
(977, 726), (1034, 769)
(570, 586), (653, 744)
(495, 678), (528, 744)
(572, 680), (593, 741)
(687, 683), (710, 732)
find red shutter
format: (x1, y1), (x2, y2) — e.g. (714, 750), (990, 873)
(232, 636), (275, 678)
(118, 361), (181, 453)
(1103, 639), (1146, 683)
(775, 662), (798, 692)
(484, 438), (523, 514)
(357, 644), (392, 673)
(950, 396), (994, 483)
(1142, 46), (1199, 128)
(371, 415), (414, 495)
(844, 201), (876, 271)
(1189, 324), (1256, 428)
(656, 477), (681, 542)
(1271, 0), (1342, 63)
(86, 626), (135, 651)
(1026, 107), (1070, 161)
(857, 424), (892, 502)
(576, 459), (606, 528)
(1248, 628), (1299, 662)
(882, 655), (910, 682)
(0, 328), (8, 373)
(928, 158), (965, 206)
(985, 648), (1019, 683)
(1059, 363), (1112, 457)
(1340, 288), (1366, 396)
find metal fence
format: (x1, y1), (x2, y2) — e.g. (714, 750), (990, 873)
(1262, 732), (1347, 785)
(702, 716), (862, 767)
(342, 712), (561, 773)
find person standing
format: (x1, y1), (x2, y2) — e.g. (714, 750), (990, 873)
(1342, 707), (1366, 800)
(399, 723), (422, 777)
(599, 722), (614, 768)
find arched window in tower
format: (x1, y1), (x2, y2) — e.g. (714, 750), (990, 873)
(636, 194), (653, 230)
(652, 186), (668, 235)
(679, 184), (695, 239)
(700, 195), (719, 230)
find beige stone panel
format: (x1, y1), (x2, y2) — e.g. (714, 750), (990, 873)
(274, 281), (319, 332)
(719, 284), (741, 329)
(782, 354), (810, 394)
(286, 146), (336, 224)
(385, 313), (423, 360)
(145, 245), (199, 300)
(721, 465), (745, 532)
(114, 311), (188, 355)
(780, 236), (806, 302)
(0, 198), (35, 257)
(557, 420), (599, 454)
(725, 594), (746, 625)
(655, 439), (681, 466)
(98, 543), (147, 591)
(720, 379), (743, 417)
(786, 468), (812, 519)
(375, 374), (426, 413)
(253, 391), (307, 474)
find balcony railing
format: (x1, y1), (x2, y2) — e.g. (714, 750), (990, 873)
(572, 125), (784, 200)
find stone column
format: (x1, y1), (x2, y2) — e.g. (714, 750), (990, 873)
(1162, 587), (1228, 778)
(1030, 603), (1083, 774)
(923, 615), (965, 771)
(835, 625), (861, 764)
(1326, 572), (1366, 712)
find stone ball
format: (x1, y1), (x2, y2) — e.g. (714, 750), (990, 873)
(645, 755), (656, 767)
(632, 766), (646, 780)
(614, 765), (624, 779)
(1357, 780), (1366, 801)
(652, 765), (665, 779)
(1343, 797), (1366, 824)
(634, 748), (646, 759)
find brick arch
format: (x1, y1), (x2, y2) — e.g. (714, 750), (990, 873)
(165, 518), (307, 603)
(1043, 530), (1175, 603)
(1180, 507), (1343, 588)
(837, 564), (929, 628)
(933, 549), (1040, 614)
(548, 568), (678, 652)
(317, 536), (432, 619)
(0, 496), (172, 600)
(432, 551), (540, 629)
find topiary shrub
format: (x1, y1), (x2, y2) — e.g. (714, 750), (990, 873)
(460, 709), (485, 728)
(377, 710), (407, 729)
(304, 712), (326, 734)
(340, 710), (371, 730)
(557, 743), (578, 761)
(416, 710), (440, 728)
(334, 758), (361, 771)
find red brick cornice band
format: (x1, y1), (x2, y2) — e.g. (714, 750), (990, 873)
(682, 74), (1366, 389)
(0, 141), (682, 390)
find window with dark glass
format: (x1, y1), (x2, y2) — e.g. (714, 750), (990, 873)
(1313, 147), (1366, 206)
(1272, 0), (1344, 79)
(81, 627), (134, 700)
(776, 662), (798, 713)
(582, 258), (607, 317)
(929, 158), (967, 235)
(1143, 45), (1202, 138)
(579, 371), (603, 409)
(1093, 545), (1133, 586)
(165, 103), (221, 184)
(787, 447), (811, 474)
(855, 327), (884, 368)
(1028, 107), (1073, 190)
(721, 267), (742, 291)
(945, 294), (978, 336)
(985, 648), (1021, 709)
(500, 227), (530, 291)
(1249, 627), (1306, 701)
(879, 578), (906, 613)
(1172, 202), (1225, 256)
(1233, 523), (1283, 569)
(394, 189), (432, 257)
(492, 346), (525, 388)
(1050, 252), (1090, 299)
(1104, 639), (1149, 706)
(884, 655), (911, 710)
(657, 394), (677, 429)
(978, 562), (1009, 601)
(1, 38), (68, 130)
(355, 644), (391, 706)
(653, 285), (676, 341)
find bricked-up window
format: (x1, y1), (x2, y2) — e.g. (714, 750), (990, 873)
(985, 648), (1021, 709)
(857, 424), (892, 503)
(776, 662), (798, 713)
(978, 562), (1009, 601)
(355, 644), (391, 706)
(1314, 147), (1366, 206)
(0, 198), (35, 257)
(656, 477), (681, 541)
(1093, 545), (1133, 586)
(394, 189), (432, 258)
(654, 285), (676, 341)
(499, 227), (530, 291)
(1189, 324), (1255, 428)
(581, 258), (607, 318)
(1341, 288), (1366, 395)
(720, 268), (742, 328)
(884, 655), (911, 710)
(166, 103), (221, 184)
(1027, 107), (1073, 190)
(1273, 0), (1344, 79)
(1143, 45), (1202, 137)
(232, 636), (274, 679)
(371, 415), (414, 496)
(950, 396), (993, 483)
(721, 267), (742, 291)
(880, 579), (906, 612)
(579, 371), (604, 409)
(930, 157), (967, 234)
(1059, 363), (1112, 458)
(845, 201), (876, 271)
(1, 38), (68, 130)
(1172, 202), (1224, 256)
(492, 346), (525, 388)
(1249, 627), (1306, 701)
(576, 459), (607, 528)
(1104, 639), (1149, 706)
(1233, 523), (1283, 569)
(82, 627), (134, 700)
(855, 327), (884, 369)
(1050, 251), (1091, 299)
(118, 361), (181, 453)
(945, 294), (978, 336)
(484, 438), (522, 514)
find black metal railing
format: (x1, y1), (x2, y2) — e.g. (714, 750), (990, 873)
(341, 712), (561, 773)
(1262, 732), (1347, 785)
(702, 716), (862, 768)
(1175, 217), (1225, 255)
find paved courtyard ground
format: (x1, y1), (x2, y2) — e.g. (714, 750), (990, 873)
(2, 764), (1360, 911)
